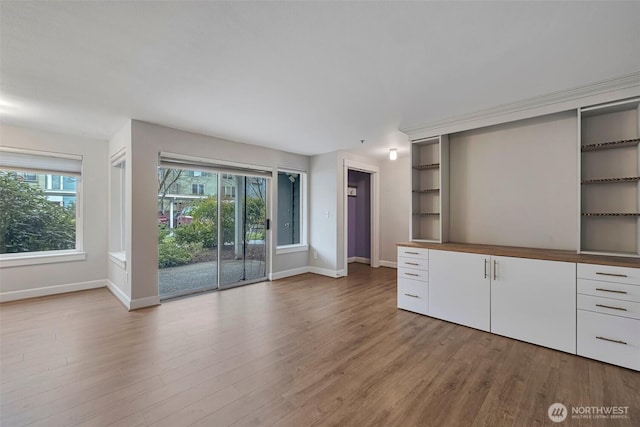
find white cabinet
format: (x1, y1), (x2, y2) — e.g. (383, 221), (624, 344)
(577, 263), (640, 370)
(428, 250), (490, 331)
(397, 247), (429, 315)
(491, 256), (576, 353)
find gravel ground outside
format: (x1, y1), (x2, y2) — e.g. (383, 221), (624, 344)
(159, 259), (266, 299)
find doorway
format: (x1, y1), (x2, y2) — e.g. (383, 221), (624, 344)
(347, 170), (372, 266)
(343, 159), (380, 276)
(157, 166), (268, 300)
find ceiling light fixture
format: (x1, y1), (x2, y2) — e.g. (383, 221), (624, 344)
(389, 148), (398, 160)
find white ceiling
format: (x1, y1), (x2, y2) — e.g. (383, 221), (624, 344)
(1, 1), (639, 158)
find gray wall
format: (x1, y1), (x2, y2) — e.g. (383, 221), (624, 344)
(449, 111), (578, 250)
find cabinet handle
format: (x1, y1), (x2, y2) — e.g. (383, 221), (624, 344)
(493, 260), (497, 280)
(404, 272), (420, 277)
(405, 251), (419, 255)
(405, 262), (419, 266)
(595, 304), (627, 311)
(595, 288), (627, 294)
(404, 293), (419, 298)
(484, 259), (488, 279)
(596, 272), (628, 278)
(596, 336), (628, 345)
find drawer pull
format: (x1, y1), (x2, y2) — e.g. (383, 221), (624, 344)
(596, 272), (628, 278)
(404, 293), (419, 298)
(404, 273), (420, 277)
(405, 262), (420, 266)
(595, 304), (627, 311)
(596, 336), (628, 345)
(595, 288), (627, 294)
(405, 251), (420, 255)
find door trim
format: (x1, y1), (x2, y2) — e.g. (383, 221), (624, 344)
(343, 159), (380, 276)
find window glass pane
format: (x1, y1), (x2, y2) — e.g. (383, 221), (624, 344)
(62, 176), (76, 191)
(277, 171), (301, 246)
(50, 175), (62, 190)
(0, 171), (77, 254)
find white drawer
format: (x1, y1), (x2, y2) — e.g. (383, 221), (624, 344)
(578, 294), (640, 320)
(577, 310), (640, 371)
(577, 263), (640, 286)
(397, 277), (428, 315)
(397, 256), (428, 271)
(578, 279), (640, 303)
(398, 267), (428, 282)
(397, 246), (428, 260)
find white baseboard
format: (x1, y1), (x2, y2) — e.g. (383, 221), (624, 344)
(347, 257), (356, 263)
(106, 280), (159, 311)
(0, 279), (106, 303)
(269, 266), (311, 280)
(309, 266), (345, 278)
(106, 280), (131, 310)
(379, 260), (397, 269)
(353, 257), (370, 264)
(130, 295), (161, 310)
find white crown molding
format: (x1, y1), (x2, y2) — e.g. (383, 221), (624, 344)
(402, 72), (640, 139)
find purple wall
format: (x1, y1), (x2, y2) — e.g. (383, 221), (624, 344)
(347, 170), (371, 259)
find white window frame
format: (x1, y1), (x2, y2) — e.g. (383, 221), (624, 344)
(0, 147), (84, 268)
(276, 169), (308, 254)
(108, 150), (127, 268)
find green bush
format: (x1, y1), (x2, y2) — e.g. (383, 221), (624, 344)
(171, 195), (266, 249)
(174, 221), (216, 248)
(157, 232), (206, 268)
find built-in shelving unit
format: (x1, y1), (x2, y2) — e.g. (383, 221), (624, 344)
(579, 98), (640, 257)
(410, 135), (449, 242)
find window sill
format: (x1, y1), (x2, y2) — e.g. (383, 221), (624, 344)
(276, 244), (309, 255)
(0, 251), (87, 268)
(109, 251), (127, 269)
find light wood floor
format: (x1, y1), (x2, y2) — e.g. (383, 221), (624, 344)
(1, 264), (638, 426)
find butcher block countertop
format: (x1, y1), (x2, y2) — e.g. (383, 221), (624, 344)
(396, 242), (640, 269)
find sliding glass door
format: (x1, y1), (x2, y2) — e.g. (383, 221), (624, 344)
(219, 174), (267, 288)
(158, 167), (268, 300)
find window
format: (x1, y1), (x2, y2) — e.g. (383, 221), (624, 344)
(0, 149), (82, 256)
(277, 170), (307, 248)
(21, 173), (37, 182)
(192, 183), (205, 195)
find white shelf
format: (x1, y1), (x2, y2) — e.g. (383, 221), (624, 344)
(410, 135), (449, 243)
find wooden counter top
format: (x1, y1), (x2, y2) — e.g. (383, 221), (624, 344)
(396, 242), (640, 269)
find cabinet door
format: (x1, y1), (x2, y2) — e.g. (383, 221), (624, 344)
(429, 250), (490, 331)
(491, 256), (576, 353)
